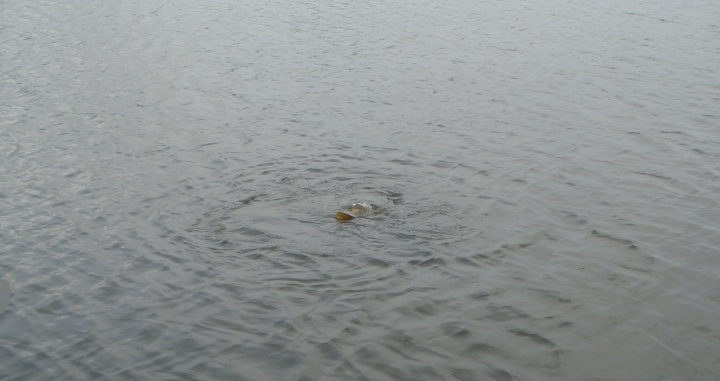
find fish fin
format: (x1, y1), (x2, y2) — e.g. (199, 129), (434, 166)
(335, 211), (356, 221)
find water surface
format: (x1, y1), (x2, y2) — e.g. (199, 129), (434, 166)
(1, 0), (719, 380)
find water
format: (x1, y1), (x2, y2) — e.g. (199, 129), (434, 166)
(1, 0), (719, 380)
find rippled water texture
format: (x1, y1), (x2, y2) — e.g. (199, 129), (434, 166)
(1, 0), (719, 380)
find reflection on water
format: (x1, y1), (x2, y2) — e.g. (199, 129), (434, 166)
(1, 0), (719, 380)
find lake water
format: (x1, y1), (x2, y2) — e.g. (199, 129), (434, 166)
(1, 0), (719, 380)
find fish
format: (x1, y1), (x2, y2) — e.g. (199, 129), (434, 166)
(334, 211), (356, 221)
(335, 202), (373, 222)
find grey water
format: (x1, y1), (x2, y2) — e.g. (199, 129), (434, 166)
(1, 0), (719, 380)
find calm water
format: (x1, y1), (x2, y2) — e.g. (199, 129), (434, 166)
(1, 0), (719, 380)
